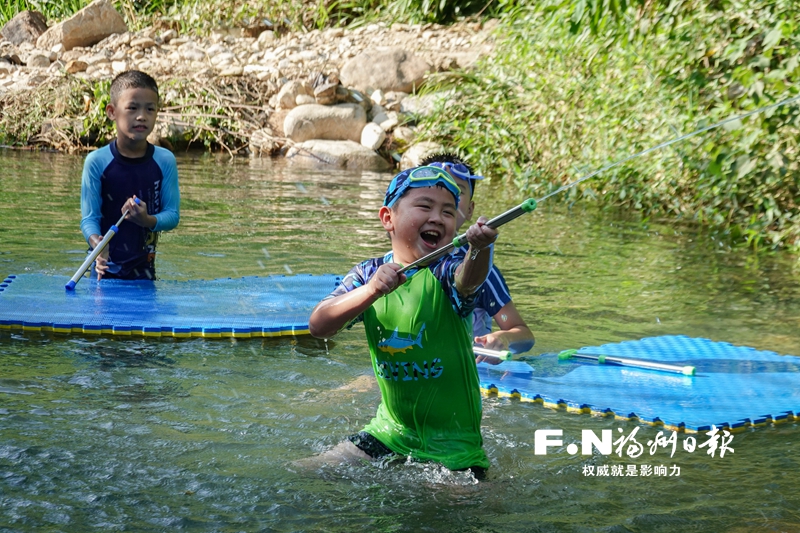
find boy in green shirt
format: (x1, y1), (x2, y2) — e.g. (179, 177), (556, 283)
(307, 165), (498, 476)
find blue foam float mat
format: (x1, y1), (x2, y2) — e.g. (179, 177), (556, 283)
(0, 273), (341, 338)
(478, 335), (800, 432)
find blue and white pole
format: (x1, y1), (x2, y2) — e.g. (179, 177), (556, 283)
(65, 198), (140, 291)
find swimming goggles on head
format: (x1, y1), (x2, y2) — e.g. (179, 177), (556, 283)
(427, 162), (485, 195)
(443, 163), (471, 180)
(383, 165), (461, 208)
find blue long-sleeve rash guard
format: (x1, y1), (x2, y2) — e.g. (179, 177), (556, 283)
(80, 141), (180, 279)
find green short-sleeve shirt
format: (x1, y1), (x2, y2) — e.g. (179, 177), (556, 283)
(361, 267), (489, 470)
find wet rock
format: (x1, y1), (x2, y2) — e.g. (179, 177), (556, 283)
(273, 79), (311, 110)
(313, 82), (337, 105)
(1, 11), (48, 46)
(347, 88), (372, 114)
(84, 52), (111, 66)
(287, 139), (392, 170)
(340, 47), (430, 93)
(295, 94), (315, 106)
(1, 53), (23, 65)
(393, 126), (416, 144)
(250, 128), (278, 156)
(179, 44), (205, 62)
(380, 113), (400, 132)
(400, 141), (444, 169)
(256, 30), (275, 49)
(361, 122), (385, 150)
(159, 29), (177, 44)
(372, 110), (400, 132)
(218, 65), (243, 77)
(283, 103), (366, 143)
(370, 89), (386, 106)
(400, 91), (453, 117)
(65, 59), (88, 73)
(37, 0), (128, 52)
(334, 85), (351, 103)
(27, 52), (50, 68)
(130, 37), (156, 49)
(243, 24), (271, 39)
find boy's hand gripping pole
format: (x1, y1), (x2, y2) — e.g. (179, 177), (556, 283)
(65, 198), (140, 291)
(398, 198), (538, 274)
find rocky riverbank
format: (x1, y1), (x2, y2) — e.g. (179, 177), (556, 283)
(0, 0), (497, 170)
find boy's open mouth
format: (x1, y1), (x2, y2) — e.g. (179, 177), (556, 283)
(420, 230), (441, 247)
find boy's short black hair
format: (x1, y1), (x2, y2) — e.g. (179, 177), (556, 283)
(419, 152), (480, 198)
(109, 70), (159, 104)
(420, 152), (473, 173)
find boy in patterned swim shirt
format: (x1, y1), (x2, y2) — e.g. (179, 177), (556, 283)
(420, 153), (534, 355)
(307, 165), (498, 476)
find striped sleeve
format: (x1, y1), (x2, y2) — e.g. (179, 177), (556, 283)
(428, 254), (481, 318)
(476, 265), (513, 317)
(322, 257), (385, 327)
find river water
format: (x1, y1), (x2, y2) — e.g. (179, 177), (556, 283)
(1, 149), (800, 532)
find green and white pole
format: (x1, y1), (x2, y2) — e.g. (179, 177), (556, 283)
(473, 346), (512, 361)
(558, 349), (696, 376)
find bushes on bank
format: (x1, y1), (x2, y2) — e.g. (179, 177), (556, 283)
(419, 0), (800, 250)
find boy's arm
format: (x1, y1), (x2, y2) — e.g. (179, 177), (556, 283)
(79, 152), (111, 279)
(309, 263), (406, 339)
(475, 301), (535, 353)
(123, 151), (181, 231)
(80, 155), (104, 243)
(455, 216), (497, 297)
(152, 149), (180, 232)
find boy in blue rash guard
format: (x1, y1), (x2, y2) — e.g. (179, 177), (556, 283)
(420, 153), (534, 355)
(79, 70), (180, 281)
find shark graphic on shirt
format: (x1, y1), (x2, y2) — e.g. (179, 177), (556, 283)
(377, 323), (426, 356)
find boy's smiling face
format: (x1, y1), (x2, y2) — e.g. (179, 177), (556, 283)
(379, 186), (458, 266)
(106, 87), (159, 156)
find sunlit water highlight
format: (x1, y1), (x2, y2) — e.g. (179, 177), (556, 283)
(2, 149), (800, 532)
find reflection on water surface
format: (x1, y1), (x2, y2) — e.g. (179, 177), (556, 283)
(1, 149), (800, 532)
